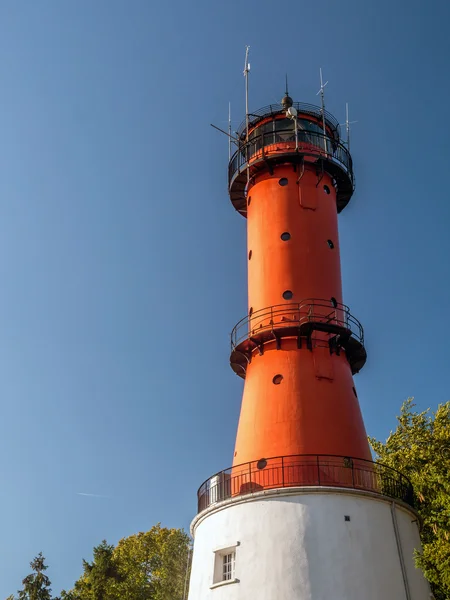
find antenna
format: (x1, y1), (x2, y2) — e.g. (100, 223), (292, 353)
(209, 123), (240, 145)
(340, 103), (358, 151)
(345, 103), (350, 151)
(243, 45), (250, 186)
(344, 103), (357, 151)
(228, 102), (232, 160)
(244, 45), (250, 143)
(285, 73), (289, 96)
(316, 68), (328, 151)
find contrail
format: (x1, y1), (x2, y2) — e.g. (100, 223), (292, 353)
(77, 492), (110, 498)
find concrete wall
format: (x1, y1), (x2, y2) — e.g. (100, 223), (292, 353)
(187, 489), (430, 600)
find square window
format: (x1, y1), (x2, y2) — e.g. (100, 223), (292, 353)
(212, 545), (238, 586)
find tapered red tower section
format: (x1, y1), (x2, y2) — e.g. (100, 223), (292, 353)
(187, 93), (430, 600)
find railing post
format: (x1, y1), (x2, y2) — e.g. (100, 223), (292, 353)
(282, 456), (285, 488)
(220, 472), (224, 502)
(352, 462), (355, 487)
(249, 461), (252, 492)
(317, 455), (320, 485)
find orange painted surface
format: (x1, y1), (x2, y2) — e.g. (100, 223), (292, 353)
(233, 339), (371, 464)
(247, 165), (343, 313)
(232, 154), (371, 467)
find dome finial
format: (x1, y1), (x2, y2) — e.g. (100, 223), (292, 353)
(281, 74), (293, 109)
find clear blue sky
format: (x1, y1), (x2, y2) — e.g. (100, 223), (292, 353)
(0, 0), (449, 594)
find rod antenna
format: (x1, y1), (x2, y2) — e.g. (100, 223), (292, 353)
(228, 102), (232, 160)
(340, 103), (358, 152)
(345, 103), (358, 151)
(243, 45), (251, 186)
(346, 103), (350, 151)
(316, 68), (328, 151)
(244, 46), (250, 143)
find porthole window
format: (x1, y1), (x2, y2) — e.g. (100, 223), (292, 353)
(249, 307), (253, 317)
(327, 239), (334, 249)
(257, 458), (267, 470)
(248, 249), (252, 260)
(323, 185), (331, 194)
(272, 374), (283, 385)
(331, 297), (338, 308)
(283, 290), (293, 300)
(281, 232), (291, 241)
(278, 178), (288, 186)
(247, 196), (252, 206)
(352, 386), (357, 398)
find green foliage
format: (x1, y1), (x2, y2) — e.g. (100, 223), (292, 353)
(62, 524), (191, 600)
(13, 553), (53, 600)
(369, 398), (450, 600)
(63, 540), (122, 600)
(8, 525), (190, 600)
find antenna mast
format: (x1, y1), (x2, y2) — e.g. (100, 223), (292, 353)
(228, 102), (232, 160)
(346, 103), (350, 151)
(341, 103), (357, 152)
(317, 68), (328, 152)
(244, 46), (250, 143)
(244, 45), (251, 186)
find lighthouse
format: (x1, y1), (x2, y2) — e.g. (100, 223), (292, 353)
(187, 73), (430, 599)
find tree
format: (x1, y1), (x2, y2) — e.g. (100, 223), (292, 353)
(64, 524), (191, 600)
(7, 525), (191, 600)
(113, 525), (190, 600)
(369, 398), (450, 600)
(60, 541), (122, 600)
(14, 553), (53, 600)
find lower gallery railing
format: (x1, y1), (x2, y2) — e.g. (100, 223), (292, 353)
(197, 454), (414, 513)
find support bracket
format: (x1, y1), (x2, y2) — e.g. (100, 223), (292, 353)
(315, 160), (325, 187)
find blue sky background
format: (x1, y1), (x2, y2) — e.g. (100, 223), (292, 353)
(0, 0), (449, 594)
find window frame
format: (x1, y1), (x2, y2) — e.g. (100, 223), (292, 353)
(211, 543), (240, 589)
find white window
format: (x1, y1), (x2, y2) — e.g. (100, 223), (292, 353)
(222, 552), (235, 581)
(211, 544), (239, 587)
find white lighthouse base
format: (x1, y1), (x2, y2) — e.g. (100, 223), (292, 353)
(187, 488), (430, 600)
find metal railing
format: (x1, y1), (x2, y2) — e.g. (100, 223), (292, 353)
(231, 300), (364, 352)
(236, 102), (341, 137)
(228, 128), (353, 190)
(197, 454), (415, 513)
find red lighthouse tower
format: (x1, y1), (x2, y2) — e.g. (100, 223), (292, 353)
(187, 70), (430, 600)
(229, 89), (370, 467)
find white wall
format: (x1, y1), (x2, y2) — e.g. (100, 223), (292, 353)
(187, 489), (430, 600)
